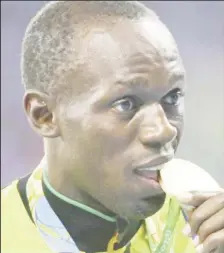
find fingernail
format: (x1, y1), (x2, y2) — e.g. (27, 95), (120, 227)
(182, 224), (191, 236)
(196, 244), (204, 253)
(193, 235), (200, 247)
(175, 192), (193, 203)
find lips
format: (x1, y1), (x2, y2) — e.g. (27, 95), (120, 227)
(133, 155), (173, 182)
(135, 169), (160, 182)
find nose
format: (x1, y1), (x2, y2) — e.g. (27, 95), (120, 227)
(138, 103), (177, 148)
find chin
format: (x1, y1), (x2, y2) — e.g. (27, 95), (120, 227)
(114, 193), (166, 220)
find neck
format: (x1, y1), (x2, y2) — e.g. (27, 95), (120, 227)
(42, 175), (141, 252)
(45, 157), (117, 220)
(41, 156), (142, 252)
(43, 167), (117, 222)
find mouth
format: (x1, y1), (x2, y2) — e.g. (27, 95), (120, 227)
(133, 155), (173, 184)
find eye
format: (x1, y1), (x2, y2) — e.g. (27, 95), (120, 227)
(162, 89), (184, 106)
(112, 97), (138, 113)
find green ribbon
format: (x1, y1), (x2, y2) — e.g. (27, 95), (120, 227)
(147, 198), (180, 253)
(42, 167), (117, 222)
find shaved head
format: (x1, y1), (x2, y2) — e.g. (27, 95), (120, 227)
(21, 1), (159, 100)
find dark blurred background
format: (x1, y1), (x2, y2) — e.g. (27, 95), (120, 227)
(1, 1), (224, 186)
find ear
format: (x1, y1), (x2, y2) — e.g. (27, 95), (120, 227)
(23, 90), (60, 138)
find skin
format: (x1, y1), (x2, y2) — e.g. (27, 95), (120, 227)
(181, 192), (224, 253)
(23, 16), (224, 251)
(25, 17), (185, 219)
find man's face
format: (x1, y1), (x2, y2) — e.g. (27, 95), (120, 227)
(54, 18), (185, 220)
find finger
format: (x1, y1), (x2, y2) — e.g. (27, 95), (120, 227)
(184, 191), (223, 207)
(189, 194), (224, 235)
(195, 229), (224, 253)
(196, 208), (224, 243)
(175, 192), (221, 208)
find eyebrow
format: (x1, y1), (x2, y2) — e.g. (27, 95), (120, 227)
(115, 75), (150, 89)
(115, 72), (185, 90)
(168, 72), (186, 86)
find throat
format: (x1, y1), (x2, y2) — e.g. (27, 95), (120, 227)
(42, 180), (142, 252)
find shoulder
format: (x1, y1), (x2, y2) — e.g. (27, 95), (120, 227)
(2, 180), (19, 203)
(1, 178), (52, 253)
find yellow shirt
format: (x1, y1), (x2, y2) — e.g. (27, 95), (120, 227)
(2, 167), (196, 253)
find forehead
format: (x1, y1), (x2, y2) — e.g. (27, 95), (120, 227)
(73, 18), (185, 92)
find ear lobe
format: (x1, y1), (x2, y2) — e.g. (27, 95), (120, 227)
(23, 91), (60, 138)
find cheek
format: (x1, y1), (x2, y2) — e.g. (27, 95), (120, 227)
(61, 117), (130, 198)
(60, 113), (132, 171)
(177, 114), (184, 134)
(171, 116), (184, 146)
(80, 113), (134, 157)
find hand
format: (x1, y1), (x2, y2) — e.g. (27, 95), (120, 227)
(178, 191), (224, 253)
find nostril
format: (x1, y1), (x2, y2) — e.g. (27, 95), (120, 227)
(145, 141), (162, 150)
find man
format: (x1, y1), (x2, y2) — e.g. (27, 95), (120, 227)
(2, 1), (224, 253)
